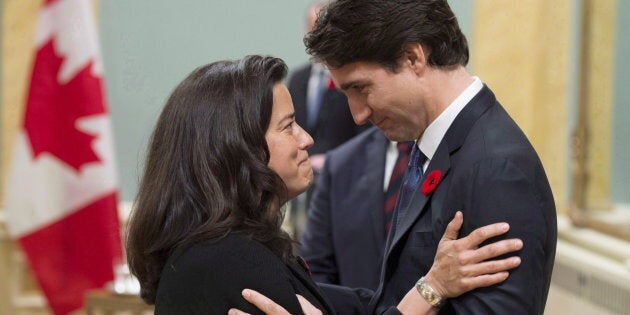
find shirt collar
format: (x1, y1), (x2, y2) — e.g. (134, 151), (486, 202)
(417, 76), (483, 160)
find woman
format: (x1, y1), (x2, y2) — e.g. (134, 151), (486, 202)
(126, 56), (521, 315)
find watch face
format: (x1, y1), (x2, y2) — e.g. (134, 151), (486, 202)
(416, 279), (443, 307)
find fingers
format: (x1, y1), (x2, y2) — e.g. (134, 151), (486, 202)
(461, 272), (510, 290)
(461, 256), (521, 276)
(461, 221), (511, 248)
(240, 289), (290, 315)
(458, 238), (523, 264)
(228, 309), (250, 315)
(441, 211), (464, 241)
(296, 295), (323, 315)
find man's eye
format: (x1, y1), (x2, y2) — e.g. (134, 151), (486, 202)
(354, 85), (366, 93)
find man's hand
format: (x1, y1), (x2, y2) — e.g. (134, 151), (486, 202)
(228, 289), (322, 315)
(425, 211), (523, 298)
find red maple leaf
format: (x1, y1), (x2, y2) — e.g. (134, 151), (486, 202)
(24, 39), (106, 171)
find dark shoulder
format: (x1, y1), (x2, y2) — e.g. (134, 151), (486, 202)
(155, 234), (293, 314)
(288, 63), (312, 86)
(289, 63), (312, 78)
(165, 233), (284, 275)
(457, 100), (542, 172)
(326, 127), (385, 162)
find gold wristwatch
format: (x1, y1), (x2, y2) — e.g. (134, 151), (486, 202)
(415, 276), (445, 308)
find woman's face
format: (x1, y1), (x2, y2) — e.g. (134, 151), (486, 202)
(266, 83), (314, 200)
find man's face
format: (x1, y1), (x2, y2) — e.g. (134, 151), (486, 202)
(329, 61), (428, 142)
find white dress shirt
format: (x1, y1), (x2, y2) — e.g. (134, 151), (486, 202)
(417, 77), (483, 172)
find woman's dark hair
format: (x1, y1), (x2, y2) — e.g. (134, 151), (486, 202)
(305, 0), (469, 71)
(125, 55), (292, 304)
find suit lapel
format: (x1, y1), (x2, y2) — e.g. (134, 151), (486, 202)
(389, 144), (451, 253)
(384, 85), (497, 260)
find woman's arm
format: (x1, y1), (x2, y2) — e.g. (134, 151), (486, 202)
(230, 212), (522, 315)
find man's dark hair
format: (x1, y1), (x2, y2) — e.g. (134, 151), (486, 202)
(305, 0), (469, 71)
(126, 55), (293, 304)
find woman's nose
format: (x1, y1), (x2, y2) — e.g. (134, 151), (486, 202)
(297, 124), (314, 150)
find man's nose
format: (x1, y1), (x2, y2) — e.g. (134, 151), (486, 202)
(347, 97), (371, 125)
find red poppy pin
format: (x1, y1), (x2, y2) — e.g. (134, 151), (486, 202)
(328, 78), (336, 90)
(421, 170), (442, 195)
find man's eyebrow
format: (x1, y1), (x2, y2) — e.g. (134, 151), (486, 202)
(340, 80), (362, 91)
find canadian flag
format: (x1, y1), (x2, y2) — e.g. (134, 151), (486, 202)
(4, 0), (121, 314)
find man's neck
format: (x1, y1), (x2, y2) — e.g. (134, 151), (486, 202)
(423, 66), (474, 124)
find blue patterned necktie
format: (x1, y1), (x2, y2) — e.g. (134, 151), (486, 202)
(394, 144), (428, 223)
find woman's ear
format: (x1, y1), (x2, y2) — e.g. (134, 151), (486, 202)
(402, 43), (427, 75)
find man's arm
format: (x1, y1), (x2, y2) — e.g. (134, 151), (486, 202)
(449, 158), (556, 314)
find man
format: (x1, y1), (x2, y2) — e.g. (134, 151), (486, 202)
(303, 0), (557, 314)
(299, 127), (409, 290)
(235, 0), (556, 314)
(287, 1), (368, 237)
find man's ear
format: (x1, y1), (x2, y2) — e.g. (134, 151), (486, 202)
(402, 43), (427, 75)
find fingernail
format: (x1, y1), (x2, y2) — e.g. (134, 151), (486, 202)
(242, 289), (250, 298)
(511, 256), (521, 264)
(501, 223), (509, 231)
(514, 239), (523, 248)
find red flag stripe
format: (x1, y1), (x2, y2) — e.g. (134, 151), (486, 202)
(18, 193), (121, 315)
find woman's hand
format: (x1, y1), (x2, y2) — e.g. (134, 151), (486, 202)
(228, 289), (322, 315)
(425, 211), (523, 298)
(397, 211), (522, 314)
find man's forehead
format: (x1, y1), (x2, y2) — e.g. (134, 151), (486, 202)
(328, 61), (378, 78)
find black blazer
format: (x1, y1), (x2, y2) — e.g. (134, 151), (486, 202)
(288, 63), (368, 155)
(155, 233), (335, 315)
(320, 86), (557, 315)
(300, 127), (389, 290)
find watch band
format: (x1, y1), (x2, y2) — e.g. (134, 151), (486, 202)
(415, 276), (445, 308)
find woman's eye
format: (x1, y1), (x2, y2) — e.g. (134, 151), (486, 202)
(285, 122), (294, 131)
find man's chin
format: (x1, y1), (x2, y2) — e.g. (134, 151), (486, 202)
(383, 129), (414, 142)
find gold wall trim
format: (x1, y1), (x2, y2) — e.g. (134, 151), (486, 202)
(1, 0), (42, 205)
(472, 0), (571, 213)
(582, 0), (616, 210)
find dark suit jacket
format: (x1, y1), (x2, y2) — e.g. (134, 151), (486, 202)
(155, 233), (335, 315)
(299, 127), (389, 290)
(288, 63), (367, 155)
(319, 85), (557, 315)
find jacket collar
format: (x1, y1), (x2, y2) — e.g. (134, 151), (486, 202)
(385, 85), (497, 259)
